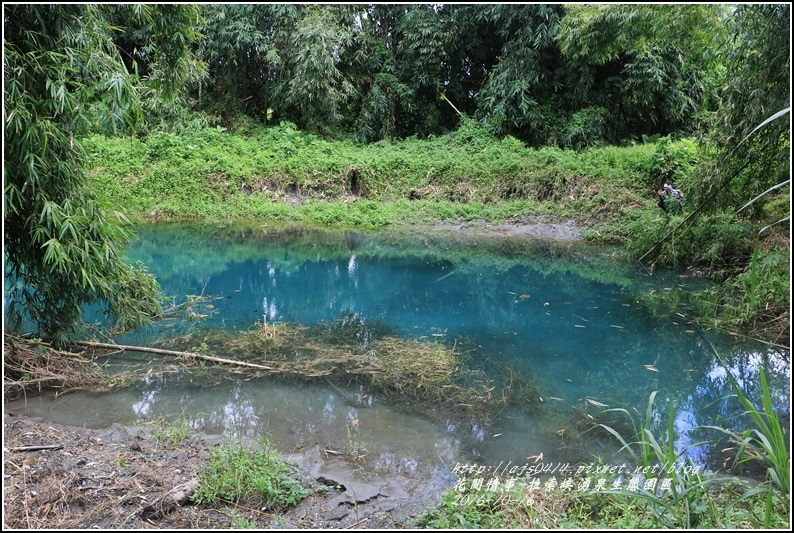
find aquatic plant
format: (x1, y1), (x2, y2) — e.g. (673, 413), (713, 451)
(344, 418), (368, 468)
(701, 360), (790, 527)
(167, 318), (526, 423)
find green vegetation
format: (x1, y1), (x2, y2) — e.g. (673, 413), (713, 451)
(415, 473), (788, 529)
(191, 437), (308, 511)
(169, 317), (515, 422)
(418, 375), (790, 529)
(3, 5), (202, 345)
(5, 3), (788, 346)
(146, 414), (193, 449)
(3, 3), (788, 529)
(84, 119), (788, 342)
(83, 119), (655, 228)
(345, 419), (369, 468)
(596, 392), (730, 528)
(705, 363), (790, 527)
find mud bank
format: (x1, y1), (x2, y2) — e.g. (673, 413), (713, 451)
(428, 216), (583, 241)
(3, 413), (450, 529)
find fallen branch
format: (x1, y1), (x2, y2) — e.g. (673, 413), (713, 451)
(8, 444), (64, 452)
(73, 341), (273, 371)
(140, 478), (200, 519)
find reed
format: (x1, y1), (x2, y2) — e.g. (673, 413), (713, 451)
(701, 352), (790, 527)
(594, 392), (727, 528)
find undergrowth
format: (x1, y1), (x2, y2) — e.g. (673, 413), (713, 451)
(83, 121), (655, 232)
(191, 437), (308, 511)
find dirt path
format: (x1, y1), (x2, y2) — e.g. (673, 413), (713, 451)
(3, 412), (449, 529)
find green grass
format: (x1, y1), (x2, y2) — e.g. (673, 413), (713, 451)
(145, 415), (192, 448)
(83, 122), (657, 233)
(191, 437), (308, 511)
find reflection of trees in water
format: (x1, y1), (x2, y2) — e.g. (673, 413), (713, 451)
(124, 368), (368, 450)
(127, 367), (254, 436)
(573, 336), (789, 476)
(120, 223), (789, 479)
(682, 346), (790, 473)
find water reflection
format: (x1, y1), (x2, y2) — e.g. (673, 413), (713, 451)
(5, 222), (789, 482)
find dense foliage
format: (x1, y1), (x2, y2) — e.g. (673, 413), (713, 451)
(82, 119), (655, 223)
(3, 3), (790, 344)
(3, 4), (201, 343)
(162, 4), (730, 146)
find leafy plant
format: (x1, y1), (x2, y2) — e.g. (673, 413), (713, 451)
(191, 438), (308, 510)
(415, 477), (526, 529)
(597, 391), (660, 468)
(594, 392), (726, 528)
(148, 416), (192, 448)
(3, 4), (202, 344)
(702, 358), (789, 527)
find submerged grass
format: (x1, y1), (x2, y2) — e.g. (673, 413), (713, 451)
(163, 314), (536, 423)
(240, 324), (503, 420)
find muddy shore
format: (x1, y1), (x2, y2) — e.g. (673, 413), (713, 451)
(428, 216), (583, 241)
(3, 411), (451, 529)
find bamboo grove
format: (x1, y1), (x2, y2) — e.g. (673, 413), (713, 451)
(3, 4), (790, 344)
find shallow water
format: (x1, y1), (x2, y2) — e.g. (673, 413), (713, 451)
(6, 222), (790, 483)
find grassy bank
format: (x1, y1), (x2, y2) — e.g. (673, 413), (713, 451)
(84, 120), (657, 240)
(84, 121), (788, 343)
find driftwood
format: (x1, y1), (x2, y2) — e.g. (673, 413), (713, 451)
(139, 478), (200, 519)
(74, 341), (274, 371)
(8, 444), (64, 452)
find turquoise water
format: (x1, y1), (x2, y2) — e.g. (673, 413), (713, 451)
(7, 222), (790, 480)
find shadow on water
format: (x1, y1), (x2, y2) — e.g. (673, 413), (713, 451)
(6, 222), (790, 483)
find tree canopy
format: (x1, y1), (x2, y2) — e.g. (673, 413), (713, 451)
(182, 3), (732, 146)
(2, 3), (790, 343)
(3, 4), (202, 344)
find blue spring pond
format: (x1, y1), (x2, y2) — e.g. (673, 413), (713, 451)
(6, 222), (790, 483)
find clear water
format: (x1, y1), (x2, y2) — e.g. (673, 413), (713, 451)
(6, 222), (790, 482)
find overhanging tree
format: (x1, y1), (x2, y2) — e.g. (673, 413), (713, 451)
(3, 4), (201, 345)
(557, 4), (728, 143)
(693, 3), (791, 213)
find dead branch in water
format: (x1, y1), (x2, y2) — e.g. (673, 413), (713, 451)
(73, 341), (274, 371)
(4, 334), (107, 400)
